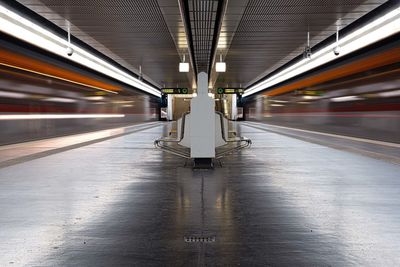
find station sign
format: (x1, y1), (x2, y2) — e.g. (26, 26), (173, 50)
(161, 88), (189, 94)
(216, 88), (245, 94)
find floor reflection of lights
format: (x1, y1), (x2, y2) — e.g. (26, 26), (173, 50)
(0, 126), (163, 266)
(239, 124), (400, 265)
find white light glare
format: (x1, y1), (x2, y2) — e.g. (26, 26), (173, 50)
(44, 97), (77, 103)
(85, 96), (104, 101)
(270, 104), (284, 107)
(0, 114), (125, 120)
(0, 91), (28, 99)
(244, 6), (400, 97)
(0, 5), (161, 97)
(303, 95), (319, 100)
(330, 95), (363, 102)
(271, 100), (289, 103)
(378, 90), (400, 97)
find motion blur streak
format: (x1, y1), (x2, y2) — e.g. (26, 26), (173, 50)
(244, 6), (400, 97)
(0, 48), (120, 93)
(0, 114), (125, 120)
(264, 47), (400, 97)
(0, 4), (161, 97)
(0, 45), (159, 145)
(245, 43), (400, 143)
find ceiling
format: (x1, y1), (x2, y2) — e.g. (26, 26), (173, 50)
(16, 0), (388, 93)
(184, 0), (224, 74)
(213, 0), (387, 88)
(16, 0), (194, 89)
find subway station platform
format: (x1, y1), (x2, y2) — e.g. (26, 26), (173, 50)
(1, 122), (399, 266)
(1, 0), (400, 266)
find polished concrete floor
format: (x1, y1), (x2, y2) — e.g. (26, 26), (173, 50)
(0, 122), (400, 266)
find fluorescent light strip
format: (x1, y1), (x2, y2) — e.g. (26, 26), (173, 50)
(0, 5), (161, 97)
(0, 114), (125, 120)
(244, 6), (400, 97)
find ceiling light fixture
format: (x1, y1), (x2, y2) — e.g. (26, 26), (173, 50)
(303, 30), (312, 59)
(179, 54), (189, 72)
(333, 24), (341, 56)
(216, 54), (226, 72)
(66, 21), (74, 56)
(244, 6), (400, 98)
(0, 5), (161, 97)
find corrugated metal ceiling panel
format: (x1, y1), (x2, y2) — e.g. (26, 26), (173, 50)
(213, 0), (387, 89)
(17, 0), (193, 88)
(16, 0), (389, 91)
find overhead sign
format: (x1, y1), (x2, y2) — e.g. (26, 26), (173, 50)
(161, 88), (189, 94)
(216, 88), (245, 94)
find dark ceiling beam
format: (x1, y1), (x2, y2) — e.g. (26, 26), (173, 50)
(178, 0), (198, 78)
(207, 0), (227, 82)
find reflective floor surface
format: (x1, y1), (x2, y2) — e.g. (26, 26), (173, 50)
(0, 122), (399, 266)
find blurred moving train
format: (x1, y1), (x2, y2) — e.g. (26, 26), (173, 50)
(1, 27), (399, 145)
(244, 34), (400, 143)
(0, 33), (159, 145)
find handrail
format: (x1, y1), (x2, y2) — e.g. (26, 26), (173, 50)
(155, 111), (251, 159)
(215, 111), (252, 158)
(154, 111), (190, 159)
(215, 111), (252, 144)
(155, 111), (190, 143)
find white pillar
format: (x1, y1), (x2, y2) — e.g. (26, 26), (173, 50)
(190, 72), (215, 158)
(167, 94), (173, 121)
(231, 93), (237, 120)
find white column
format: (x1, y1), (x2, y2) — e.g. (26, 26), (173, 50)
(190, 72), (215, 158)
(167, 94), (173, 121)
(231, 93), (237, 120)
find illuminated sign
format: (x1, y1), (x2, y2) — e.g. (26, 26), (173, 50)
(161, 89), (175, 94)
(216, 88), (245, 94)
(161, 88), (189, 94)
